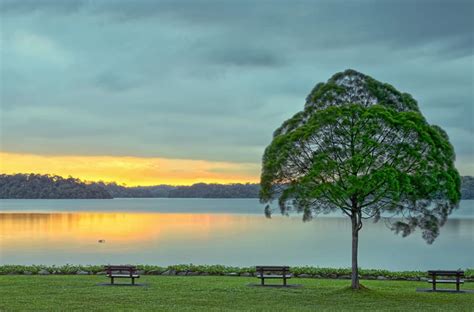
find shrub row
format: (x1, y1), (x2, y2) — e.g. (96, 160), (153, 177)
(1, 265), (472, 281)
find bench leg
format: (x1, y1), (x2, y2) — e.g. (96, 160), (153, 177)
(111, 277), (114, 285)
(132, 277), (135, 285)
(456, 282), (460, 292)
(283, 277), (287, 286)
(261, 278), (264, 286)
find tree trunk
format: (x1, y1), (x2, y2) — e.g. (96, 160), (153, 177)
(351, 215), (360, 289)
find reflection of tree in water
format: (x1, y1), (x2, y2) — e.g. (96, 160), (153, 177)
(0, 210), (472, 268)
(442, 218), (473, 238)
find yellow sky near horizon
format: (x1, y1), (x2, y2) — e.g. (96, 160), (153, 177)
(0, 152), (260, 186)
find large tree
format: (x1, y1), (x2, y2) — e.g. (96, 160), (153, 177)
(260, 70), (461, 289)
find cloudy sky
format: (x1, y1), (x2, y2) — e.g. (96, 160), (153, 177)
(0, 0), (473, 185)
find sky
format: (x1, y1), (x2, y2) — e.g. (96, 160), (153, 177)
(0, 0), (473, 186)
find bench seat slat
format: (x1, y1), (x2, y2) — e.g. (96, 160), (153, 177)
(428, 279), (464, 284)
(257, 274), (293, 279)
(107, 274), (140, 278)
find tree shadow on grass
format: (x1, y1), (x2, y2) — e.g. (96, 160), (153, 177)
(333, 284), (371, 294)
(96, 283), (148, 287)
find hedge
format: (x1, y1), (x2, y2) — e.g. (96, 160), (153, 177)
(1, 264), (472, 281)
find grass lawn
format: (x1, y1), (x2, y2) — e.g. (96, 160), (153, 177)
(0, 276), (473, 311)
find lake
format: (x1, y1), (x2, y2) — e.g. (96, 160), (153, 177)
(0, 199), (472, 270)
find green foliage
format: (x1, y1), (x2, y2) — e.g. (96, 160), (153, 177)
(466, 268), (474, 278)
(289, 267), (429, 279)
(304, 69), (421, 113)
(260, 70), (461, 244)
(307, 82), (346, 105)
(365, 77), (420, 112)
(0, 264), (105, 275)
(167, 264), (253, 274)
(136, 264), (166, 273)
(1, 265), (472, 279)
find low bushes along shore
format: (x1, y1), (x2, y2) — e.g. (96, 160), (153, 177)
(1, 264), (473, 281)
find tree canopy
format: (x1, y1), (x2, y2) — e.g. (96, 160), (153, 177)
(260, 69), (461, 288)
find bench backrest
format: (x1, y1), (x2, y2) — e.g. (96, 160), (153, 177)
(256, 266), (290, 273)
(104, 265), (137, 275)
(428, 270), (464, 277)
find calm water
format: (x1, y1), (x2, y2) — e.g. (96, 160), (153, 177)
(0, 199), (472, 270)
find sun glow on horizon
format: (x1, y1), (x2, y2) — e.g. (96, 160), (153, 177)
(0, 152), (260, 186)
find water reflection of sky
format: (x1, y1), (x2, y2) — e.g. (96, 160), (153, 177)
(0, 199), (472, 270)
(1, 198), (473, 218)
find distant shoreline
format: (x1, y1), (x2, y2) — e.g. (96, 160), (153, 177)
(2, 173), (473, 200)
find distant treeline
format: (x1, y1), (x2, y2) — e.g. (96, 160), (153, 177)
(96, 181), (260, 198)
(0, 174), (112, 199)
(0, 174), (259, 199)
(1, 173), (473, 200)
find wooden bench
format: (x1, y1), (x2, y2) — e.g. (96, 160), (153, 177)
(427, 270), (464, 292)
(104, 265), (140, 285)
(256, 266), (292, 286)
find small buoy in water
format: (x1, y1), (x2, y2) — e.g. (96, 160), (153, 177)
(98, 239), (105, 243)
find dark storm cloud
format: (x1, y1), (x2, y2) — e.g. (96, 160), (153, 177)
(0, 0), (473, 173)
(0, 0), (86, 13)
(209, 48), (285, 68)
(98, 0), (474, 56)
(4, 0), (472, 49)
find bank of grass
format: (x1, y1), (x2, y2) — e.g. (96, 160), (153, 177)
(0, 275), (473, 311)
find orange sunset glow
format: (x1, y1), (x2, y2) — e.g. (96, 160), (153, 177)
(0, 152), (260, 186)
(0, 213), (241, 248)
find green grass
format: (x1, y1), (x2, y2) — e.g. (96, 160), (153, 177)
(0, 276), (472, 311)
